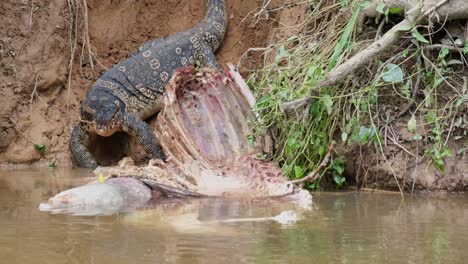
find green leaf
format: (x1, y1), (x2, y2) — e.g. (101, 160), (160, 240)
(411, 28), (429, 44)
(434, 76), (446, 88)
(398, 25), (412, 31)
(401, 82), (411, 98)
(254, 94), (271, 109)
(439, 47), (449, 59)
(362, 1), (372, 9)
(433, 158), (445, 172)
(327, 2), (363, 70)
(247, 135), (255, 148)
(332, 159), (345, 174)
(48, 160), (57, 169)
(441, 146), (452, 157)
(407, 116), (417, 132)
(358, 126), (374, 144)
(341, 132), (348, 143)
(34, 144), (46, 155)
(318, 145), (326, 156)
(389, 7), (402, 14)
(412, 133), (422, 141)
(402, 49), (410, 57)
(333, 173), (346, 187)
(360, 100), (368, 111)
(425, 110), (437, 123)
(376, 3), (386, 14)
(320, 94), (333, 115)
(340, 0), (349, 8)
(369, 90), (378, 104)
(382, 63), (404, 83)
(282, 164), (291, 175)
(294, 165), (303, 179)
(423, 88), (434, 107)
(255, 153), (268, 160)
(307, 65), (318, 77)
(464, 43), (468, 55)
(276, 45), (291, 60)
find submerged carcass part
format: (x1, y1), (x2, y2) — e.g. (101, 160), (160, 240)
(39, 177), (151, 215)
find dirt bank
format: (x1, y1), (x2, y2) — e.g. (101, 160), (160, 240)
(0, 0), (466, 191)
(0, 0), (272, 166)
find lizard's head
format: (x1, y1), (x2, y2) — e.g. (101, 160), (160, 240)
(80, 96), (124, 137)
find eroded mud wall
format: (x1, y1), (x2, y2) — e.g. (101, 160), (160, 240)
(0, 0), (272, 166)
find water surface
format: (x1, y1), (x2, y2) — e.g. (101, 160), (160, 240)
(1, 169), (467, 263)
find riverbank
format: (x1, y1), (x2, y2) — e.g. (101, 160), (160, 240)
(0, 0), (466, 191)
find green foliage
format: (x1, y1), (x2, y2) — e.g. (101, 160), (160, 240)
(400, 81), (411, 98)
(407, 117), (417, 132)
(276, 45), (291, 61)
(398, 25), (413, 31)
(376, 3), (401, 21)
(247, 0), (379, 189)
(426, 127), (452, 172)
(327, 1), (364, 70)
(381, 63), (404, 83)
(331, 157), (346, 187)
(34, 144), (46, 156)
(48, 160), (57, 169)
(411, 28), (429, 43)
(247, 0), (464, 189)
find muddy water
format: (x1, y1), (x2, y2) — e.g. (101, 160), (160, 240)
(1, 169), (467, 263)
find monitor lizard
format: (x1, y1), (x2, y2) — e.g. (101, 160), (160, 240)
(69, 0), (227, 168)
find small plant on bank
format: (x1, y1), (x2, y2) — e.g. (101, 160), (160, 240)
(34, 144), (46, 156)
(246, 0), (466, 190)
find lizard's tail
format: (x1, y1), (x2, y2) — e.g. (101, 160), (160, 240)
(202, 0), (227, 51)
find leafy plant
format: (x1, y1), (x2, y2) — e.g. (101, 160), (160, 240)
(48, 160), (57, 169)
(411, 28), (430, 43)
(247, 0), (464, 189)
(34, 144), (46, 156)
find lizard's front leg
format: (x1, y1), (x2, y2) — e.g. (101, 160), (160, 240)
(69, 122), (98, 168)
(121, 114), (166, 161)
(199, 44), (223, 70)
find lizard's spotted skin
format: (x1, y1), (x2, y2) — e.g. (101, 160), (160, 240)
(69, 0), (227, 168)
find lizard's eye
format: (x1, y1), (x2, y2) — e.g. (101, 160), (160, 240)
(80, 105), (96, 122)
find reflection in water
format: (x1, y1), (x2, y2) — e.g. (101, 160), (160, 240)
(0, 169), (467, 263)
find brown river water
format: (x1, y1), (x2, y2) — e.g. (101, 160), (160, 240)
(1, 168), (467, 263)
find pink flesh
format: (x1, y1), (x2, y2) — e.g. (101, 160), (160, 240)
(98, 67), (292, 198)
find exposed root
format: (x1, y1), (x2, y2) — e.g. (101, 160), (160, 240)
(29, 74), (39, 116)
(65, 0), (94, 123)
